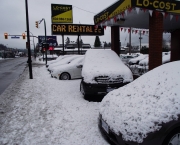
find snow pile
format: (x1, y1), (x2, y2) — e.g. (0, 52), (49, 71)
(100, 61), (180, 143)
(82, 49), (133, 84)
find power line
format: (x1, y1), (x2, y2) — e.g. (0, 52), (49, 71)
(73, 5), (96, 14)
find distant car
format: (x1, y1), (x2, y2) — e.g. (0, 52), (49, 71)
(80, 49), (133, 100)
(98, 61), (180, 145)
(48, 55), (82, 72)
(128, 54), (148, 65)
(120, 54), (137, 64)
(51, 56), (84, 80)
(39, 54), (58, 61)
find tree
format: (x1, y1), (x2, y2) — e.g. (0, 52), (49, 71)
(94, 36), (102, 47)
(65, 37), (70, 44)
(76, 37), (83, 45)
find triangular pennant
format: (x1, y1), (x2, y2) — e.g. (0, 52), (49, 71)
(176, 15), (179, 21)
(165, 12), (168, 18)
(143, 8), (146, 12)
(135, 30), (138, 34)
(114, 16), (117, 22)
(100, 23), (103, 28)
(121, 27), (123, 31)
(124, 28), (127, 32)
(128, 7), (132, 13)
(125, 10), (128, 16)
(155, 11), (159, 17)
(136, 7), (140, 14)
(128, 29), (130, 33)
(132, 30), (134, 34)
(105, 21), (108, 26)
(121, 12), (124, 18)
(139, 30), (141, 34)
(170, 15), (173, 20)
(143, 31), (145, 35)
(146, 31), (149, 34)
(111, 18), (114, 24)
(118, 14), (121, 20)
(161, 12), (165, 17)
(149, 10), (153, 17)
(104, 26), (106, 30)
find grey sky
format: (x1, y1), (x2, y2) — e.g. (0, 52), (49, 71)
(0, 0), (171, 49)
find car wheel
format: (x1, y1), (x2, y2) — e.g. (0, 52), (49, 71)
(162, 128), (180, 145)
(59, 73), (71, 80)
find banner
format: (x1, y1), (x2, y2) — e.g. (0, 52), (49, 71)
(51, 4), (73, 23)
(52, 24), (104, 36)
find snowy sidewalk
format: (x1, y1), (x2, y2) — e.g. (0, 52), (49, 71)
(0, 61), (109, 145)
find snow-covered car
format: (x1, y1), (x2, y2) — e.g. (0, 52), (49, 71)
(48, 55), (83, 72)
(120, 54), (137, 64)
(51, 56), (84, 80)
(46, 55), (76, 68)
(80, 49), (133, 100)
(39, 54), (58, 61)
(128, 54), (148, 65)
(98, 61), (180, 145)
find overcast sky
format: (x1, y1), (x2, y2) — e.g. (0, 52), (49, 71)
(0, 0), (171, 49)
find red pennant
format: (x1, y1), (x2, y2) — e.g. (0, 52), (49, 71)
(155, 11), (159, 17)
(143, 31), (145, 35)
(120, 27), (123, 31)
(135, 30), (138, 34)
(176, 15), (179, 21)
(121, 12), (124, 18)
(143, 8), (146, 12)
(165, 12), (168, 18)
(128, 7), (132, 13)
(103, 26), (106, 30)
(128, 29), (130, 33)
(114, 17), (117, 22)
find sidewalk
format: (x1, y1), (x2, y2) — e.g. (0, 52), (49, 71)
(0, 59), (109, 145)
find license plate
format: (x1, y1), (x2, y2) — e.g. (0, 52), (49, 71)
(101, 119), (109, 134)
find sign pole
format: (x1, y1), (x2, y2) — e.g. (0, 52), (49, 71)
(25, 0), (33, 79)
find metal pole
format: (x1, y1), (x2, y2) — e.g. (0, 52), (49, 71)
(43, 19), (47, 65)
(62, 35), (64, 55)
(25, 0), (33, 79)
(78, 35), (80, 54)
(129, 27), (131, 55)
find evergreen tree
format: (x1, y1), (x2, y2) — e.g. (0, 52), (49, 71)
(76, 37), (83, 45)
(94, 36), (102, 47)
(65, 37), (70, 44)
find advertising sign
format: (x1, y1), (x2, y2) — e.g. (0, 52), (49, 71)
(38, 36), (58, 47)
(94, 0), (131, 25)
(52, 24), (104, 36)
(51, 4), (73, 23)
(94, 0), (180, 25)
(132, 0), (180, 14)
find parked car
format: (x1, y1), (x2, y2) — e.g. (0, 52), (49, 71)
(46, 55), (75, 68)
(98, 61), (180, 145)
(48, 55), (83, 72)
(39, 54), (58, 61)
(80, 49), (133, 100)
(51, 56), (84, 80)
(128, 54), (148, 65)
(120, 54), (137, 64)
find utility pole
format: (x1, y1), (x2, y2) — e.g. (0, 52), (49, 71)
(129, 27), (131, 55)
(139, 31), (142, 51)
(25, 0), (33, 79)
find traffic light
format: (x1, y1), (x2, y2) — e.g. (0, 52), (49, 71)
(35, 21), (39, 28)
(22, 33), (26, 39)
(4, 33), (8, 39)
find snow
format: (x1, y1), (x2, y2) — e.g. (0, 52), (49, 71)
(128, 54), (148, 64)
(82, 49), (133, 84)
(100, 61), (180, 143)
(0, 59), (109, 145)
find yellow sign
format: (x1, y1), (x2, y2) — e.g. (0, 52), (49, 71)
(51, 4), (73, 23)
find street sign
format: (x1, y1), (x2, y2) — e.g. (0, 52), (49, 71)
(11, 36), (20, 39)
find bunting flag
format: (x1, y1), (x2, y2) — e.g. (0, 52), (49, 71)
(165, 12), (168, 18)
(143, 8), (146, 12)
(128, 7), (132, 13)
(176, 15), (179, 21)
(135, 30), (138, 34)
(128, 29), (130, 33)
(104, 26), (106, 30)
(120, 27), (123, 31)
(121, 12), (124, 18)
(170, 15), (173, 20)
(132, 30), (134, 34)
(100, 23), (103, 28)
(125, 10), (128, 16)
(149, 10), (153, 17)
(118, 14), (121, 20)
(114, 16), (117, 22)
(111, 18), (114, 24)
(136, 7), (140, 14)
(124, 28), (127, 32)
(146, 31), (149, 34)
(143, 31), (145, 35)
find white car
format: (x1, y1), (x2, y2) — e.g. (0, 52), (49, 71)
(51, 56), (84, 80)
(128, 54), (148, 65)
(48, 55), (83, 72)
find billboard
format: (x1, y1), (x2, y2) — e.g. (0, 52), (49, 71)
(51, 4), (73, 23)
(38, 36), (58, 47)
(52, 24), (104, 36)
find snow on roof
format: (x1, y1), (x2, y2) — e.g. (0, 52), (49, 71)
(129, 54), (148, 64)
(100, 61), (180, 143)
(82, 49), (133, 83)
